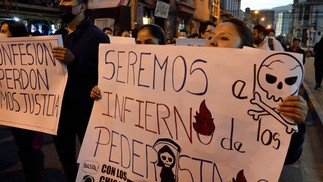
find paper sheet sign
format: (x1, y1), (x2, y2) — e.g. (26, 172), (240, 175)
(77, 44), (304, 181)
(0, 35), (67, 135)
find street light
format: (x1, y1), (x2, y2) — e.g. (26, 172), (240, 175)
(13, 17), (20, 22)
(253, 10), (260, 25)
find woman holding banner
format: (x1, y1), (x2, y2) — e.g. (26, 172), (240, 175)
(0, 20), (45, 182)
(90, 19), (308, 171)
(205, 18), (308, 168)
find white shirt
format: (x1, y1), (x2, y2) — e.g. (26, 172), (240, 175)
(256, 36), (285, 51)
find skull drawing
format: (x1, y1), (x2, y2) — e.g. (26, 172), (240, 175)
(155, 140), (180, 182)
(257, 53), (304, 102)
(160, 152), (174, 168)
(157, 145), (176, 169)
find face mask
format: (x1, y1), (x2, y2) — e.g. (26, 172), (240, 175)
(59, 5), (80, 24)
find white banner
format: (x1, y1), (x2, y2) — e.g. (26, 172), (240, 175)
(0, 35), (67, 135)
(88, 0), (125, 9)
(77, 44), (304, 181)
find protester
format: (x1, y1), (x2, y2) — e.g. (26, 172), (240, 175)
(103, 26), (113, 36)
(253, 24), (284, 51)
(177, 28), (188, 38)
(166, 38), (172, 44)
(314, 37), (323, 90)
(121, 30), (131, 37)
(51, 0), (110, 181)
(168, 35), (177, 44)
(286, 38), (306, 64)
(267, 28), (276, 38)
(206, 18), (308, 165)
(135, 24), (166, 45)
(198, 20), (216, 40)
(0, 20), (45, 182)
(205, 18), (253, 48)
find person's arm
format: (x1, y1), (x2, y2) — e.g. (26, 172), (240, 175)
(276, 95), (308, 124)
(52, 46), (75, 65)
(90, 85), (101, 100)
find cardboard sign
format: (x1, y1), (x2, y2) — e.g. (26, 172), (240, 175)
(154, 0), (170, 19)
(0, 35), (67, 135)
(109, 36), (136, 44)
(176, 38), (208, 47)
(88, 0), (127, 9)
(77, 44), (304, 181)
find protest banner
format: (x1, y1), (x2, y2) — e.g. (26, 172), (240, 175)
(77, 44), (304, 181)
(175, 38), (207, 47)
(0, 35), (67, 135)
(88, 0), (128, 9)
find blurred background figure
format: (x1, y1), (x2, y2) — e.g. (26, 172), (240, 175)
(0, 20), (45, 182)
(253, 24), (284, 51)
(103, 27), (113, 36)
(121, 30), (131, 37)
(198, 20), (216, 40)
(177, 29), (188, 38)
(267, 28), (276, 38)
(314, 37), (323, 90)
(286, 38), (306, 64)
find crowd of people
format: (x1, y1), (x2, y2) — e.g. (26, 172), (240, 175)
(0, 0), (320, 181)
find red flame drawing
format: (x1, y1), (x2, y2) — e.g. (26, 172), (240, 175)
(232, 169), (247, 182)
(193, 100), (215, 136)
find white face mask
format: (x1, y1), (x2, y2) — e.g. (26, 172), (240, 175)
(0, 33), (8, 38)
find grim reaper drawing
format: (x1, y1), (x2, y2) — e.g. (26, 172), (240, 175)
(154, 138), (181, 182)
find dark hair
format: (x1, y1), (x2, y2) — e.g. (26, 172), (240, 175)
(253, 24), (267, 36)
(179, 29), (188, 34)
(267, 28), (275, 35)
(319, 36), (323, 44)
(31, 31), (43, 36)
(199, 20), (216, 37)
(222, 18), (253, 48)
(137, 24), (166, 45)
(190, 33), (199, 38)
(78, 0), (89, 4)
(0, 20), (28, 37)
(103, 27), (112, 32)
(293, 37), (301, 42)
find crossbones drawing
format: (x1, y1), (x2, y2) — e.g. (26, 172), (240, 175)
(248, 92), (296, 134)
(248, 53), (304, 134)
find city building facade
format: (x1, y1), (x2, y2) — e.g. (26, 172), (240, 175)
(291, 0), (323, 48)
(276, 12), (292, 43)
(0, 0), (241, 39)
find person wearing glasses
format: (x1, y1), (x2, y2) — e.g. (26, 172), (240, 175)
(198, 20), (216, 40)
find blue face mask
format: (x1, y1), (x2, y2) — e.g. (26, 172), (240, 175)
(59, 5), (80, 23)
